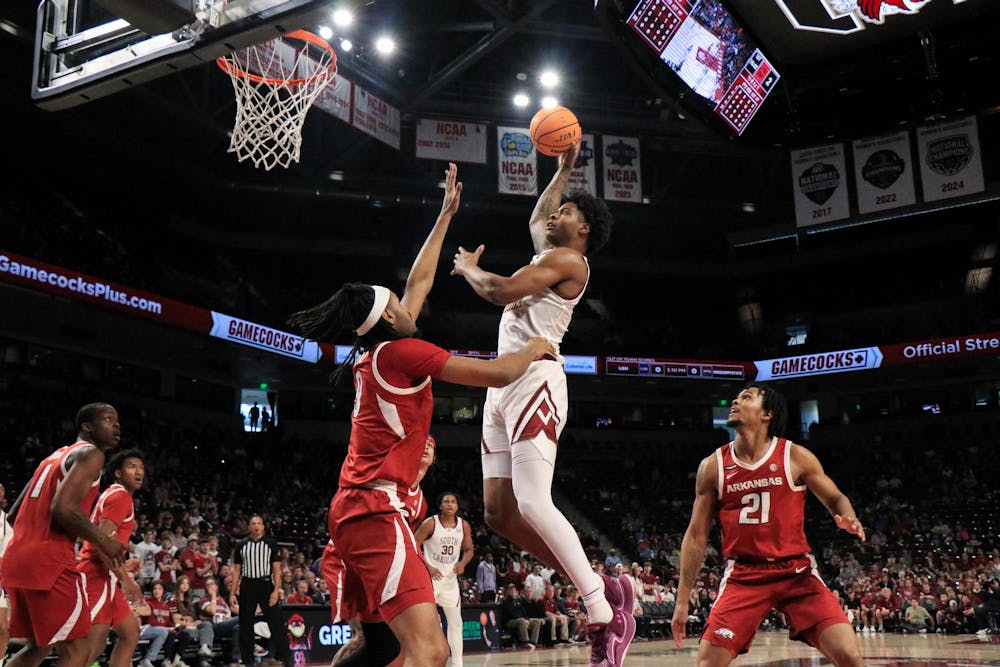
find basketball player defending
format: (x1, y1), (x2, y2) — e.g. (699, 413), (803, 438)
(289, 163), (554, 667)
(451, 141), (629, 667)
(78, 450), (146, 667)
(414, 493), (473, 667)
(323, 436), (437, 667)
(671, 383), (866, 667)
(1, 403), (129, 667)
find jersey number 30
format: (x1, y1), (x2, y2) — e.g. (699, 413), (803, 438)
(738, 491), (771, 524)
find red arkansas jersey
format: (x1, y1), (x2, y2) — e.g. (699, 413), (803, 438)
(78, 483), (135, 565)
(1, 442), (102, 590)
(715, 437), (810, 560)
(338, 339), (450, 490)
(404, 484), (426, 531)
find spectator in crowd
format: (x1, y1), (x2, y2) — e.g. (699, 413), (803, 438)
(181, 537), (202, 594)
(939, 600), (963, 634)
(312, 578), (330, 605)
(477, 552), (497, 603)
(540, 585), (570, 645)
(286, 580), (313, 605)
(199, 577), (241, 666)
(136, 529), (161, 588)
(639, 562), (657, 602)
(901, 598), (933, 634)
(524, 564), (546, 601)
(141, 580), (192, 667)
(500, 583), (541, 650)
(173, 575), (215, 657)
(604, 549), (621, 568)
(156, 533), (181, 591)
(563, 586), (588, 642)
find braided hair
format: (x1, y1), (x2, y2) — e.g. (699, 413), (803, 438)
(287, 283), (398, 384)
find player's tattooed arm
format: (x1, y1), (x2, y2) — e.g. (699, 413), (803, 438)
(528, 140), (581, 254)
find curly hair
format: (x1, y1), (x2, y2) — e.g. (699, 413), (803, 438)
(562, 191), (613, 254)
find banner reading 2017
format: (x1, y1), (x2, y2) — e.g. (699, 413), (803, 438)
(791, 143), (850, 228)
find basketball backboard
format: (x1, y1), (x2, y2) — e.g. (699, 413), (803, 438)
(32, 0), (332, 110)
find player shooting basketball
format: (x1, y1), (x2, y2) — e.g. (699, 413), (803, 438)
(450, 140), (630, 667)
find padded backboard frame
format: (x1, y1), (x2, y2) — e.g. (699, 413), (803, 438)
(32, 0), (332, 111)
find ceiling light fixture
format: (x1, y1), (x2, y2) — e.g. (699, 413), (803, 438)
(541, 96), (558, 109)
(332, 8), (354, 27)
(539, 70), (560, 88)
(375, 36), (395, 55)
(513, 93), (530, 108)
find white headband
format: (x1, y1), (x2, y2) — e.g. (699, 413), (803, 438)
(355, 285), (391, 336)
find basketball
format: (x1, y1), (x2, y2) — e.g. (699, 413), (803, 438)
(529, 106), (581, 157)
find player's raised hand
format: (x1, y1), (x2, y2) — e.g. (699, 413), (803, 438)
(451, 244), (485, 276)
(835, 514), (866, 542)
(439, 162), (463, 217)
(557, 138), (582, 171)
(670, 601), (688, 648)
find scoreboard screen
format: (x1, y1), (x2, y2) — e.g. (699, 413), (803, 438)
(623, 0), (779, 135)
(604, 356), (749, 380)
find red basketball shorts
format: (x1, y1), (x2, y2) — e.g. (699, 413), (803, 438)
(77, 563), (131, 627)
(330, 485), (435, 624)
(8, 568), (90, 646)
(703, 555), (849, 657)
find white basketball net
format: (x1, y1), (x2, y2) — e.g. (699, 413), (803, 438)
(218, 32), (336, 170)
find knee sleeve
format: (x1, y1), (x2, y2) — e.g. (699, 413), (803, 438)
(361, 622), (401, 667)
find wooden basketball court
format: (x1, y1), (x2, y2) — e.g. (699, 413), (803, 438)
(460, 633), (1000, 667)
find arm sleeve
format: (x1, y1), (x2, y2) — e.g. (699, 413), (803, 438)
(376, 339), (451, 385)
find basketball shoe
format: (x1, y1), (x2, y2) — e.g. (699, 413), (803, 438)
(588, 574), (636, 667)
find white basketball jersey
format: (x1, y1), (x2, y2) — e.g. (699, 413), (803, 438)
(497, 249), (589, 359)
(422, 515), (463, 573)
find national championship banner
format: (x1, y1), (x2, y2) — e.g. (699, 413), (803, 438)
(791, 143), (850, 227)
(852, 132), (916, 214)
(916, 115), (985, 203)
(351, 86), (400, 149)
(415, 119), (488, 164)
(602, 135), (642, 203)
(753, 347), (883, 381)
(314, 71), (352, 122)
(497, 126), (538, 196)
(566, 134), (598, 196)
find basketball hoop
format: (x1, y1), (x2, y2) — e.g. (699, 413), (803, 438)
(217, 30), (337, 170)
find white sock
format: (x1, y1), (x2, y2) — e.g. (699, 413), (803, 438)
(511, 437), (613, 625)
(443, 605), (463, 667)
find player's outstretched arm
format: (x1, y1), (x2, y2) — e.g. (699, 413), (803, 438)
(436, 337), (555, 388)
(451, 245), (585, 306)
(792, 444), (866, 542)
(401, 162), (463, 321)
(672, 454), (719, 648)
(528, 140), (581, 254)
(52, 445), (127, 565)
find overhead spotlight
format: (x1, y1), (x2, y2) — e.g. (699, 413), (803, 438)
(332, 8), (354, 27)
(513, 93), (530, 108)
(318, 25), (333, 40)
(375, 35), (396, 55)
(541, 96), (558, 109)
(329, 171), (344, 181)
(340, 38), (353, 52)
(741, 202), (756, 213)
(539, 70), (560, 88)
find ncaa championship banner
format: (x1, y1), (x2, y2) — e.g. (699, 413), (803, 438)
(566, 134), (598, 196)
(917, 115), (984, 203)
(497, 126), (538, 196)
(852, 132), (916, 214)
(351, 86), (400, 149)
(315, 71), (352, 123)
(791, 143), (850, 227)
(602, 135), (642, 203)
(415, 119), (488, 164)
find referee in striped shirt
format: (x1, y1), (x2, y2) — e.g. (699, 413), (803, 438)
(229, 515), (289, 667)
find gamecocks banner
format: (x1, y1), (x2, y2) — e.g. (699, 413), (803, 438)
(917, 115), (984, 203)
(497, 126), (538, 196)
(602, 136), (642, 203)
(566, 134), (598, 196)
(852, 131), (916, 215)
(415, 119), (488, 164)
(791, 142), (850, 227)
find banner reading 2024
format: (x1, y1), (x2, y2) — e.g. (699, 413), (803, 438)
(917, 116), (985, 203)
